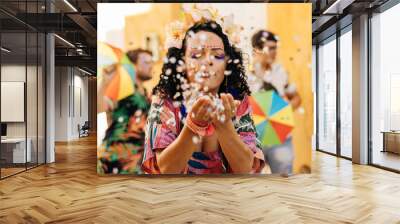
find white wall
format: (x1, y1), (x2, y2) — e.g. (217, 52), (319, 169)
(1, 64), (46, 163)
(54, 67), (89, 141)
(1, 65), (32, 138)
(211, 3), (267, 64)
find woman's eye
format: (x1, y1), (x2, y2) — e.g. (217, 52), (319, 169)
(214, 54), (225, 60)
(191, 53), (202, 59)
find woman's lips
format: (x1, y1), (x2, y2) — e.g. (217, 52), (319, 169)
(200, 72), (210, 78)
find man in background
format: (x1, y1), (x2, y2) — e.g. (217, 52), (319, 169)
(98, 49), (154, 174)
(249, 30), (301, 175)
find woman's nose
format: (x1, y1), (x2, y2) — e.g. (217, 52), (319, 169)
(203, 52), (213, 66)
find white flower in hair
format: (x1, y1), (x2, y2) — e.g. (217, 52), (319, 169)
(219, 14), (243, 45)
(183, 3), (218, 23)
(165, 3), (243, 50)
(165, 21), (185, 49)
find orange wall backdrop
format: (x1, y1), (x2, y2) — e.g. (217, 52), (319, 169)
(125, 4), (182, 92)
(266, 3), (313, 173)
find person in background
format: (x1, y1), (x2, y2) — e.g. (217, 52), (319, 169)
(249, 30), (301, 174)
(97, 49), (154, 174)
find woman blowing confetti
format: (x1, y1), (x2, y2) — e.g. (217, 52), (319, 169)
(142, 4), (265, 174)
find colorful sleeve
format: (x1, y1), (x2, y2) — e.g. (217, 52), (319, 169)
(141, 97), (179, 174)
(234, 95), (265, 173)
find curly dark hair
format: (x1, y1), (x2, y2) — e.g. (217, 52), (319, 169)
(152, 21), (251, 102)
(251, 30), (278, 50)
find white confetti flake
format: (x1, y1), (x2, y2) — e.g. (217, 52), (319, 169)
(118, 117), (124, 123)
(173, 92), (181, 99)
(192, 136), (200, 144)
(166, 118), (176, 127)
(199, 33), (207, 42)
(112, 168), (119, 174)
(261, 37), (267, 42)
(169, 57), (177, 64)
(219, 114), (226, 123)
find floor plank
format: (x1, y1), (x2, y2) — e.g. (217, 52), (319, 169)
(0, 135), (399, 223)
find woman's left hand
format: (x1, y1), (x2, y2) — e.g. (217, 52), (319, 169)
(211, 93), (240, 129)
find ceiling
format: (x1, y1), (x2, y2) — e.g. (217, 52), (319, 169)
(0, 0), (395, 74)
(0, 0), (99, 74)
(311, 0), (391, 43)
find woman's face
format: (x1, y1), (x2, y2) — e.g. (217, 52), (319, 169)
(184, 31), (227, 93)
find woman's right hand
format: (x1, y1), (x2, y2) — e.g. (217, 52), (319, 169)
(189, 96), (214, 126)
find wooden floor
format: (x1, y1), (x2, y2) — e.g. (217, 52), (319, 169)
(373, 151), (400, 171)
(1, 135), (400, 224)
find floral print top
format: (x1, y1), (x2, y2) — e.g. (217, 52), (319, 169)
(97, 91), (151, 174)
(142, 95), (265, 174)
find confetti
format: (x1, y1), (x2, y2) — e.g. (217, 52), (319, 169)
(188, 30), (195, 38)
(219, 114), (226, 123)
(166, 118), (176, 127)
(173, 92), (181, 99)
(199, 33), (207, 42)
(112, 168), (119, 174)
(195, 72), (204, 83)
(261, 37), (267, 42)
(192, 136), (200, 144)
(224, 70), (232, 76)
(165, 68), (172, 75)
(169, 57), (177, 64)
(173, 101), (181, 108)
(297, 107), (305, 114)
(233, 59), (240, 64)
(134, 110), (143, 117)
(118, 117), (124, 123)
